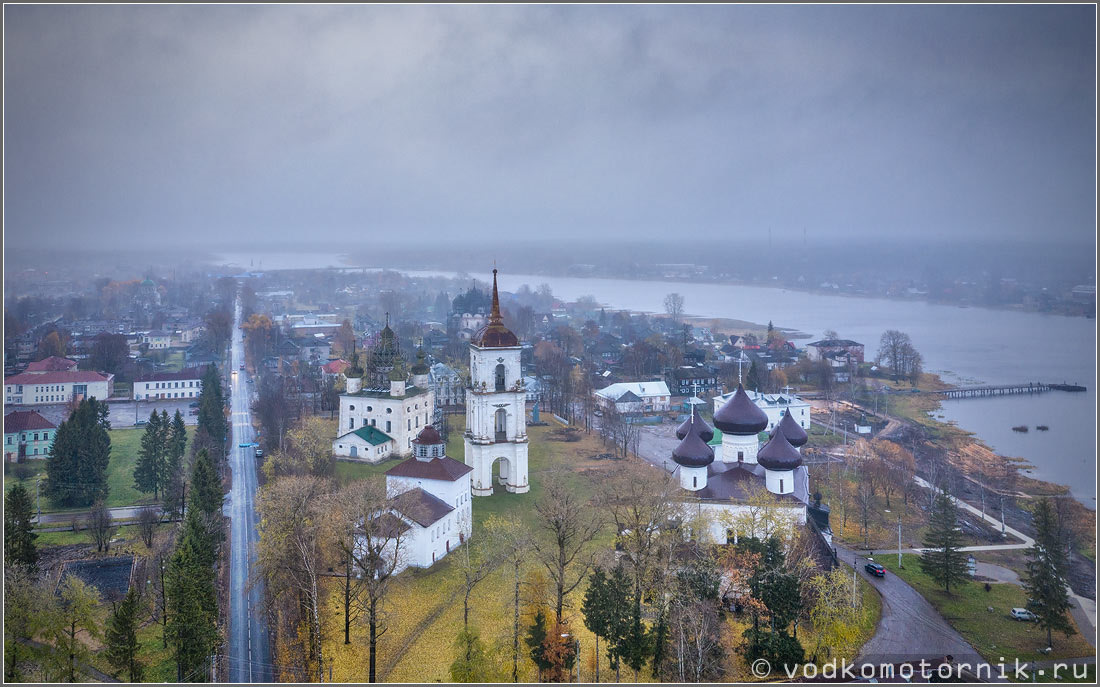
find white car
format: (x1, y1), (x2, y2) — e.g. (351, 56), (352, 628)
(1011, 607), (1038, 622)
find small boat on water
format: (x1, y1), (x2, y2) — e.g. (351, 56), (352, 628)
(1036, 425), (1049, 431)
(1012, 425), (1029, 433)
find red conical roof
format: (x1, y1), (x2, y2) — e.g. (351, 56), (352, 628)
(473, 269), (519, 348)
(412, 425), (443, 446)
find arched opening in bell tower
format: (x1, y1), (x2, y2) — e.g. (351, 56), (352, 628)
(495, 363), (506, 391)
(494, 408), (507, 442)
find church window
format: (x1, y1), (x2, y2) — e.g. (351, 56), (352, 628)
(367, 406), (373, 412)
(349, 418), (354, 429)
(737, 451), (744, 461)
(779, 479), (784, 492)
(386, 408), (392, 414)
(693, 476), (697, 488)
(495, 364), (506, 391)
(386, 421), (391, 433)
(349, 405), (355, 411)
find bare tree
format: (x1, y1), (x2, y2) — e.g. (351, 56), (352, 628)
(137, 506), (160, 548)
(88, 500), (117, 553)
(663, 293), (685, 322)
(532, 478), (604, 622)
(338, 479), (415, 683)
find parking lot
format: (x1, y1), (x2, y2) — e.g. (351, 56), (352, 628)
(108, 397), (202, 428)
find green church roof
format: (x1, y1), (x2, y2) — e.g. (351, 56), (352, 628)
(349, 426), (393, 446)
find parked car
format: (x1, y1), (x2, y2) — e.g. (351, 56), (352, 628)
(136, 419), (147, 426)
(255, 448), (263, 458)
(189, 401), (200, 408)
(189, 408), (199, 415)
(1011, 608), (1039, 622)
(865, 562), (886, 577)
(240, 364), (245, 370)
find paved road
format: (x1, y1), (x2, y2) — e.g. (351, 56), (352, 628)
(835, 542), (988, 670)
(225, 295), (273, 682)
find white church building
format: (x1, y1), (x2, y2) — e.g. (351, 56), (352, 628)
(355, 425), (474, 573)
(676, 384), (811, 544)
(332, 336), (435, 460)
(463, 269), (530, 496)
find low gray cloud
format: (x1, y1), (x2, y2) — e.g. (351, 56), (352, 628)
(4, 3), (1095, 249)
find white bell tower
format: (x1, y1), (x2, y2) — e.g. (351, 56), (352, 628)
(464, 269), (530, 495)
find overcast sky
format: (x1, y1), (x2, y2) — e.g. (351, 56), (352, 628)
(4, 3), (1096, 251)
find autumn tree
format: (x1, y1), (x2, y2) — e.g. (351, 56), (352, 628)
(257, 475), (331, 681)
(53, 575), (102, 682)
(486, 513), (533, 682)
(807, 567), (864, 660)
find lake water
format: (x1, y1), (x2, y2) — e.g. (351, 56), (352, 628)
(214, 253), (1097, 506)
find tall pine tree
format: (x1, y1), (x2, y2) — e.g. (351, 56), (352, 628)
(4, 483), (38, 568)
(105, 586), (145, 681)
(134, 410), (166, 500)
(163, 410), (189, 517)
(1023, 498), (1073, 648)
(920, 492), (969, 593)
(45, 398), (112, 506)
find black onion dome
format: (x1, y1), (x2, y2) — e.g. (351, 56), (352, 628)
(672, 428), (714, 468)
(713, 384), (768, 435)
(675, 412), (715, 443)
(757, 431), (803, 471)
(770, 411), (808, 448)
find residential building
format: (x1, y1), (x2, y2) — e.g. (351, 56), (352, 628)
(429, 362), (465, 407)
(24, 356), (79, 373)
(806, 339), (865, 364)
(141, 331), (173, 350)
(669, 365), (719, 396)
(594, 380), (672, 415)
(4, 410), (58, 461)
(132, 367), (206, 400)
(4, 370), (114, 406)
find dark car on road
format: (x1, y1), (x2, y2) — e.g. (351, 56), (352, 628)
(865, 561), (886, 577)
(189, 401), (199, 408)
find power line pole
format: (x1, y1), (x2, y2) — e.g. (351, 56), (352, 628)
(897, 516), (903, 569)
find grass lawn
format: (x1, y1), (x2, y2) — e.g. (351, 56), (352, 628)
(878, 554), (1093, 664)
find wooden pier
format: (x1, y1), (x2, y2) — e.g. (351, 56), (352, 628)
(938, 382), (1050, 399)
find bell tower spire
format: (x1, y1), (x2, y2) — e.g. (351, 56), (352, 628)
(489, 268), (503, 325)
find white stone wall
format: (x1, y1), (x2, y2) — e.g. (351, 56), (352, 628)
(339, 388), (434, 456)
(133, 378), (202, 400)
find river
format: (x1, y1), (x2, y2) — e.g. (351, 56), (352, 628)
(215, 252), (1097, 507)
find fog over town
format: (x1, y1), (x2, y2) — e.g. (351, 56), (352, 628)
(4, 4), (1096, 685)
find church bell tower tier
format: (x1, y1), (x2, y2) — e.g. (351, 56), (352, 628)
(464, 269), (530, 496)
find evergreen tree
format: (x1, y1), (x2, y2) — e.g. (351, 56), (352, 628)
(134, 410), (166, 499)
(166, 531), (219, 682)
(45, 398), (112, 506)
(196, 365), (226, 465)
(1024, 498), (1074, 648)
(4, 483), (38, 568)
(746, 360), (766, 392)
(524, 608), (553, 678)
(163, 411), (189, 516)
(188, 449), (223, 518)
(920, 492), (969, 593)
(104, 586), (145, 681)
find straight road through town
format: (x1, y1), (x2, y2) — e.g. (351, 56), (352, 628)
(226, 294), (273, 682)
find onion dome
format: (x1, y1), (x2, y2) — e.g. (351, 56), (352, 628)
(412, 425), (443, 446)
(411, 348), (429, 375)
(713, 384), (768, 435)
(473, 269), (519, 348)
(672, 428), (715, 468)
(770, 411), (808, 448)
(676, 412), (714, 443)
(757, 430), (803, 471)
